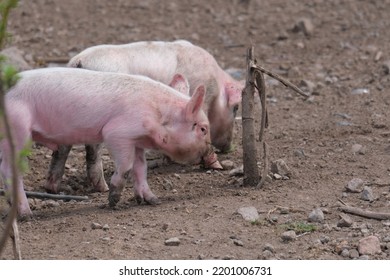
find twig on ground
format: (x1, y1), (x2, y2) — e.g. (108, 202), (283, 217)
(0, 189), (88, 201)
(296, 232), (311, 238)
(339, 205), (390, 220)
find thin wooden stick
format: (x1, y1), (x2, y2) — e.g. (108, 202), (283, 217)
(251, 63), (309, 98)
(339, 205), (390, 220)
(254, 69), (268, 142)
(253, 66), (269, 188)
(0, 189), (89, 201)
(257, 141), (269, 188)
(11, 219), (21, 259)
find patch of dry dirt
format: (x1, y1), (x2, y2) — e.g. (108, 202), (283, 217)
(1, 0), (390, 260)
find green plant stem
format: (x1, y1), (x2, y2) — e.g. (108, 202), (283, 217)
(0, 0), (21, 257)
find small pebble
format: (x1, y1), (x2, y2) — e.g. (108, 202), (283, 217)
(263, 243), (275, 253)
(165, 237), (180, 246)
(341, 249), (350, 258)
(237, 206), (259, 222)
(281, 230), (296, 242)
(337, 213), (353, 228)
(91, 222), (103, 230)
(308, 208), (324, 223)
(345, 178), (364, 193)
(361, 186), (374, 201)
(233, 239), (244, 247)
(351, 88), (370, 95)
(349, 249), (360, 259)
(270, 159), (291, 177)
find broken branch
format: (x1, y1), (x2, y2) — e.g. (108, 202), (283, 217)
(251, 63), (309, 98)
(339, 205), (390, 220)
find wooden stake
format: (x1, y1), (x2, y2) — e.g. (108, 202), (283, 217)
(242, 46), (260, 186)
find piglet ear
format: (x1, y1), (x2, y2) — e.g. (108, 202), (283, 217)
(169, 73), (190, 95)
(185, 85), (205, 120)
(225, 82), (243, 107)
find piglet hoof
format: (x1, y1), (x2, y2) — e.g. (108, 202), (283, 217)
(108, 191), (121, 207)
(145, 196), (161, 205)
(44, 182), (59, 194)
(17, 207), (33, 221)
(135, 194), (161, 205)
(92, 179), (109, 193)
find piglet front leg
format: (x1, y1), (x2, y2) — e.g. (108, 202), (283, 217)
(132, 147), (160, 205)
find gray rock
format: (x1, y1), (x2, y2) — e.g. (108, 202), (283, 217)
(349, 249), (360, 259)
(371, 113), (387, 129)
(263, 243), (275, 253)
(229, 165), (244, 176)
(0, 47), (32, 71)
(359, 255), (370, 260)
(341, 249), (350, 258)
(320, 235), (330, 244)
(165, 237), (180, 246)
(346, 178), (364, 193)
(293, 149), (306, 158)
(102, 224), (110, 231)
(337, 213), (353, 227)
(220, 160), (235, 170)
(262, 250), (274, 259)
(270, 159), (291, 177)
(382, 60), (390, 75)
(351, 144), (365, 154)
(233, 239), (244, 247)
(308, 208), (324, 223)
(335, 240), (350, 255)
(293, 18), (314, 36)
(91, 222), (103, 230)
(361, 186), (374, 201)
(237, 206), (259, 222)
(281, 230), (296, 242)
(383, 235), (390, 243)
(351, 88), (370, 95)
(358, 235), (381, 255)
(273, 173), (283, 180)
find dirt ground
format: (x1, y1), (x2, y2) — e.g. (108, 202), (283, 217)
(1, 0), (390, 260)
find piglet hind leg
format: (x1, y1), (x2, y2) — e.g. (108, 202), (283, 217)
(85, 143), (109, 192)
(132, 147), (160, 205)
(45, 145), (72, 193)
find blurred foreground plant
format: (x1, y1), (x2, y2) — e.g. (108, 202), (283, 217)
(0, 0), (22, 259)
